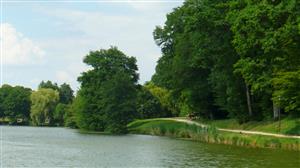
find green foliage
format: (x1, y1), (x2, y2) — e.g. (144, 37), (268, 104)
(54, 103), (68, 126)
(0, 84), (31, 124)
(228, 0), (300, 118)
(151, 0), (299, 121)
(76, 47), (139, 134)
(128, 119), (300, 150)
(64, 94), (84, 128)
(152, 0), (248, 120)
(39, 80), (59, 90)
(144, 82), (175, 116)
(37, 81), (74, 126)
(272, 70), (300, 116)
(101, 71), (138, 134)
(199, 118), (300, 135)
(39, 81), (74, 104)
(59, 83), (74, 104)
(136, 85), (167, 119)
(30, 88), (59, 126)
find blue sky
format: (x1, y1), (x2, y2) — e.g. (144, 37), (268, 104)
(1, 0), (183, 91)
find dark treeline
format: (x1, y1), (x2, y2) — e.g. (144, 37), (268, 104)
(0, 85), (31, 124)
(0, 81), (74, 126)
(0, 0), (298, 134)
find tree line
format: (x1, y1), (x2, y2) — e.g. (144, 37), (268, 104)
(0, 48), (166, 133)
(0, 0), (298, 134)
(0, 81), (74, 126)
(151, 0), (299, 122)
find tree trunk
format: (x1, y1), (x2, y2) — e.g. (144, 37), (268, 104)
(273, 103), (279, 120)
(209, 111), (214, 120)
(245, 84), (253, 117)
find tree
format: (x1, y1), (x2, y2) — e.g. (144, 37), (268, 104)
(272, 70), (300, 117)
(39, 81), (74, 104)
(0, 84), (32, 124)
(101, 72), (138, 133)
(59, 83), (74, 104)
(144, 82), (175, 116)
(64, 95), (84, 128)
(39, 80), (59, 90)
(152, 0), (248, 120)
(30, 88), (59, 126)
(136, 85), (166, 119)
(77, 47), (139, 133)
(227, 0), (300, 119)
(54, 103), (68, 126)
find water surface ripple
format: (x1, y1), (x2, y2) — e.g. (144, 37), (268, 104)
(1, 126), (299, 167)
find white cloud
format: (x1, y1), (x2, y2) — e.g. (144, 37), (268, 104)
(41, 8), (164, 83)
(34, 3), (181, 88)
(3, 2), (183, 91)
(48, 9), (135, 38)
(56, 70), (73, 84)
(1, 23), (45, 65)
(29, 78), (41, 86)
(55, 63), (90, 90)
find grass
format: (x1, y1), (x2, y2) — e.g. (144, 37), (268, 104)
(197, 118), (300, 135)
(128, 119), (300, 151)
(0, 117), (10, 124)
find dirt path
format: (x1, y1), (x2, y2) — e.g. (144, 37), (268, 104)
(165, 118), (300, 139)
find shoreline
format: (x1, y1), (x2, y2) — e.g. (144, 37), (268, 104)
(1, 120), (299, 151)
(128, 119), (300, 151)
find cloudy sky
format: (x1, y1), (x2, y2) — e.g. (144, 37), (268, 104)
(1, 0), (183, 91)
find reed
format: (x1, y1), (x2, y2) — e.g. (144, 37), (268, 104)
(128, 119), (300, 151)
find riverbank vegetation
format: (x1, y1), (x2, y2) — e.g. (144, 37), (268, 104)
(127, 0), (300, 137)
(198, 118), (300, 135)
(73, 47), (140, 134)
(0, 0), (299, 145)
(128, 119), (300, 151)
(0, 81), (74, 126)
(150, 0), (299, 122)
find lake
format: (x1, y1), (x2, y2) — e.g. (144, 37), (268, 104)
(0, 126), (299, 167)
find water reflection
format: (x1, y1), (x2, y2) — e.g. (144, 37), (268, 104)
(1, 126), (299, 167)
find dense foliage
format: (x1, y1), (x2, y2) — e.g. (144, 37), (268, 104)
(0, 85), (31, 124)
(0, 81), (74, 126)
(136, 84), (169, 119)
(151, 0), (299, 122)
(75, 47), (139, 133)
(30, 88), (60, 126)
(39, 81), (74, 104)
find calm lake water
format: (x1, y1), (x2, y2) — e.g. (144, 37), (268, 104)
(0, 126), (299, 168)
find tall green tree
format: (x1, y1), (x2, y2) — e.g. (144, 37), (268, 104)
(272, 70), (300, 117)
(227, 0), (300, 119)
(77, 47), (139, 133)
(153, 0), (248, 120)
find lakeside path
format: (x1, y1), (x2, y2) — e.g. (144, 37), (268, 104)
(161, 118), (300, 139)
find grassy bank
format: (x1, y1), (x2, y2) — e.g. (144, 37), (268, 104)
(128, 119), (300, 151)
(197, 118), (300, 135)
